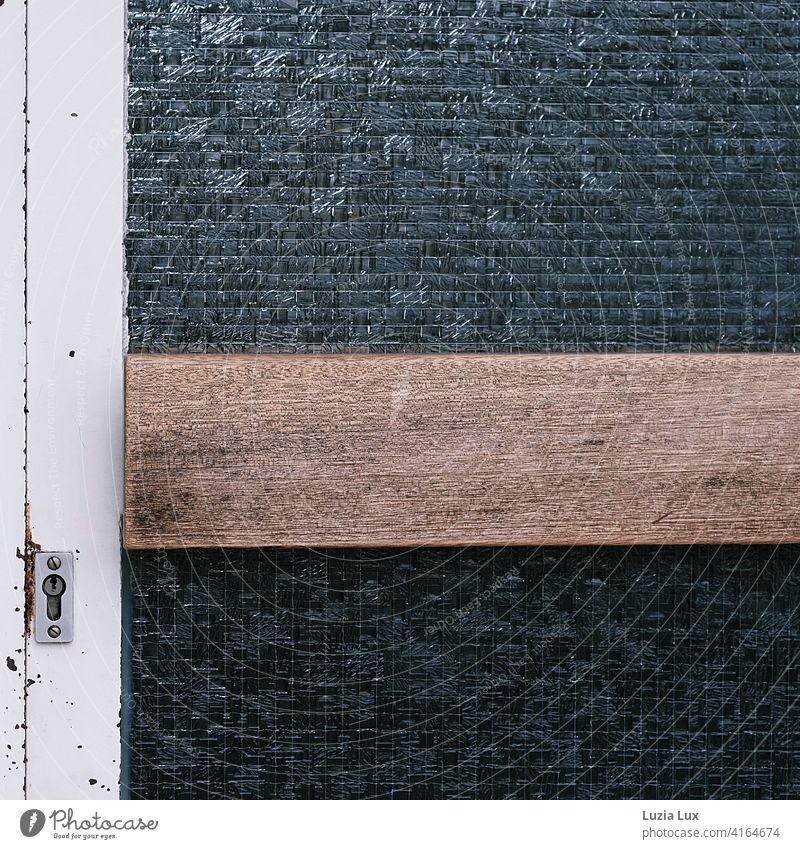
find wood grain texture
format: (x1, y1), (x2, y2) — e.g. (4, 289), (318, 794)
(124, 353), (800, 548)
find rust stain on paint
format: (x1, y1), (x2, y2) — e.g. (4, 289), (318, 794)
(15, 503), (40, 636)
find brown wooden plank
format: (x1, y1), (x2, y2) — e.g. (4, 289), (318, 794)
(124, 353), (800, 548)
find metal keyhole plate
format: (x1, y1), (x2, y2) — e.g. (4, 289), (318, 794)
(34, 551), (74, 643)
(42, 574), (66, 620)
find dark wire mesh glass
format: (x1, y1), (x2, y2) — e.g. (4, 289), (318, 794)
(125, 0), (800, 798)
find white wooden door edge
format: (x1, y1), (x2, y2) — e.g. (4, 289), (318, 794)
(0, 0), (28, 802)
(25, 0), (126, 799)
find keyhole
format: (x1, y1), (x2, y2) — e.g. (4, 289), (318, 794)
(42, 574), (66, 621)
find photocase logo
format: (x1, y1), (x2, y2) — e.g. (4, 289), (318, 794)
(16, 807), (159, 838)
(20, 809), (46, 837)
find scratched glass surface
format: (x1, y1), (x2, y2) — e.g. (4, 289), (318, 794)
(128, 0), (800, 353)
(125, 0), (800, 799)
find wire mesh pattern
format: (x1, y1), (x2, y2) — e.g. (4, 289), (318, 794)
(128, 0), (800, 353)
(124, 546), (800, 799)
(126, 0), (800, 799)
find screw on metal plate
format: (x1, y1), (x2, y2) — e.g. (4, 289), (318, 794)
(34, 552), (74, 643)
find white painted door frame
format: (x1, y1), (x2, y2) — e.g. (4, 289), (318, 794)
(0, 0), (126, 800)
(0, 0), (28, 802)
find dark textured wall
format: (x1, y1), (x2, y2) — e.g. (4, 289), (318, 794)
(125, 0), (800, 799)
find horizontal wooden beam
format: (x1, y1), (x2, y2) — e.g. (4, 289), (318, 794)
(124, 353), (800, 549)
